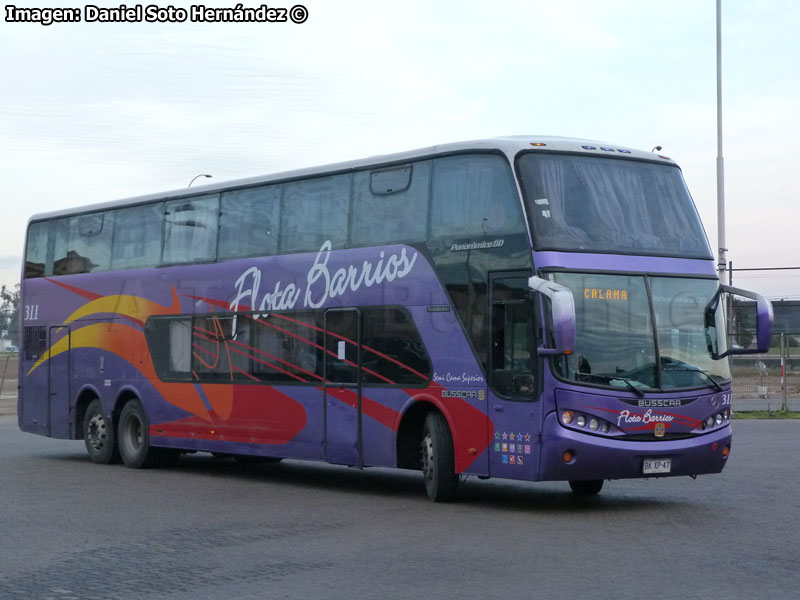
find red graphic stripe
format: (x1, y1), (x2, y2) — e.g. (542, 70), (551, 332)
(228, 340), (324, 382)
(193, 326), (219, 339)
(188, 298), (426, 383)
(192, 343), (220, 359)
(185, 295), (491, 472)
(253, 316), (394, 384)
(232, 365), (261, 382)
(150, 385), (307, 445)
(227, 346), (309, 383)
(273, 312), (428, 381)
(44, 278), (145, 327)
(326, 388), (399, 431)
(44, 277), (103, 301)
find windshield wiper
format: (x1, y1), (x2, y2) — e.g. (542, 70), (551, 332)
(662, 365), (724, 392)
(577, 373), (646, 397)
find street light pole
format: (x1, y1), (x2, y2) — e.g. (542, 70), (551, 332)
(188, 174), (212, 187)
(716, 0), (727, 283)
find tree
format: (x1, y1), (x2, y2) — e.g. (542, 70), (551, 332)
(1, 283), (20, 345)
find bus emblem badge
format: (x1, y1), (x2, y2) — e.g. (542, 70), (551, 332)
(654, 423), (666, 438)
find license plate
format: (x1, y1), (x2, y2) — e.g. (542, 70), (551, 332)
(643, 458), (671, 475)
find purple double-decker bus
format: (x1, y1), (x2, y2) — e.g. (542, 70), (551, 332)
(18, 136), (773, 501)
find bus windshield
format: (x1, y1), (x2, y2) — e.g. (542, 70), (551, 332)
(518, 153), (713, 259)
(551, 273), (731, 391)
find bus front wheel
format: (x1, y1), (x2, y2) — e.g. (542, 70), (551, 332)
(421, 412), (459, 502)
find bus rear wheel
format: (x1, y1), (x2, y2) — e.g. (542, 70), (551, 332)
(118, 399), (158, 469)
(83, 399), (118, 464)
(421, 412), (459, 502)
(569, 480), (604, 495)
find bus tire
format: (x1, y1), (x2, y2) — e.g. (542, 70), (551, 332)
(83, 398), (118, 464)
(118, 399), (157, 469)
(569, 480), (604, 495)
(421, 412), (459, 502)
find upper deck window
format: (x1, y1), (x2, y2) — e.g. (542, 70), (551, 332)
(111, 203), (164, 270)
(351, 162), (430, 246)
(431, 154), (524, 239)
(219, 184), (281, 259)
(280, 174), (350, 253)
(24, 222), (49, 278)
(163, 195), (219, 264)
(52, 214), (113, 275)
(517, 153), (713, 259)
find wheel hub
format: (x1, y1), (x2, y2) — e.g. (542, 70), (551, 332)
(87, 414), (107, 450)
(421, 434), (434, 480)
(123, 417), (143, 450)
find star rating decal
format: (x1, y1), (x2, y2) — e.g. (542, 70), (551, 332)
(492, 431), (533, 465)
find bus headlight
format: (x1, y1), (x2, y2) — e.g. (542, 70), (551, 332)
(560, 411), (612, 435)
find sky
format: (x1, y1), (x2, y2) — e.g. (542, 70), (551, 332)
(1, 0), (798, 298)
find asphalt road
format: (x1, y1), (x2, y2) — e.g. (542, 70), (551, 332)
(1, 416), (799, 600)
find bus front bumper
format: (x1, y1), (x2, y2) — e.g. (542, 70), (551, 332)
(538, 412), (732, 482)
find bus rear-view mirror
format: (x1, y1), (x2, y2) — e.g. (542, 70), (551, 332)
(709, 285), (773, 358)
(529, 276), (576, 356)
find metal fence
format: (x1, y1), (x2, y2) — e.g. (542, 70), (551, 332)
(731, 333), (800, 412)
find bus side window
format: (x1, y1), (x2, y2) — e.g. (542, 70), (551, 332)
(280, 174), (350, 253)
(23, 326), (47, 361)
(219, 185), (281, 260)
(24, 222), (49, 278)
(251, 312), (324, 383)
(111, 203), (164, 270)
(431, 154), (524, 239)
(45, 213), (114, 276)
(73, 213), (112, 273)
(51, 218), (72, 275)
(144, 316), (192, 380)
(170, 318), (192, 375)
(490, 277), (536, 400)
(350, 162), (430, 247)
(361, 307), (431, 385)
(163, 195), (219, 264)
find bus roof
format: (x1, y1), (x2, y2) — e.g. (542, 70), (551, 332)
(28, 135), (677, 223)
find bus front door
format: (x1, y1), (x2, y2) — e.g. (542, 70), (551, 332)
(488, 273), (541, 481)
(47, 325), (71, 438)
(324, 309), (362, 466)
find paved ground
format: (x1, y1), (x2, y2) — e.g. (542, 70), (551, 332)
(1, 415), (799, 599)
(0, 354), (17, 417)
(0, 354), (18, 417)
(0, 392), (16, 417)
